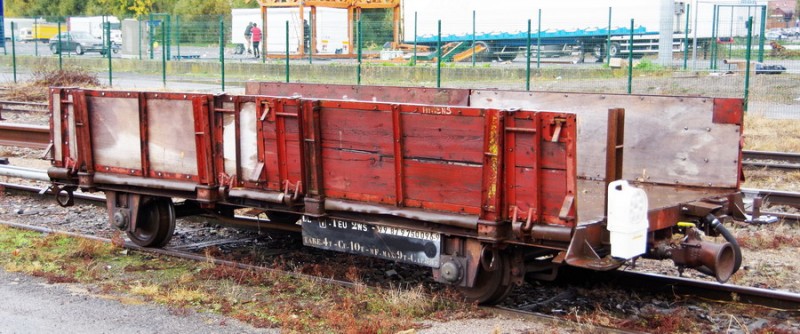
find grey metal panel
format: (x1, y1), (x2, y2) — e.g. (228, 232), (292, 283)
(67, 93), (77, 162)
(88, 97), (142, 169)
(52, 93), (62, 162)
(470, 90), (740, 188)
(146, 99), (197, 176)
(239, 102), (259, 182)
(222, 113), (237, 176)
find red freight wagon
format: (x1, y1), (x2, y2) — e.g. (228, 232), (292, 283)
(48, 84), (744, 304)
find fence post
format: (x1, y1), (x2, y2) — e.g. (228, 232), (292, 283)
(138, 20), (142, 60)
(526, 19), (531, 91)
(472, 10), (476, 67)
(308, 16), (313, 64)
(757, 5), (766, 63)
(220, 16), (225, 92)
(412, 12), (417, 66)
(710, 5), (717, 70)
(106, 22), (113, 87)
(161, 19), (167, 87)
(683, 4), (690, 70)
(34, 18), (38, 57)
(150, 13), (155, 60)
(166, 15), (171, 60)
(58, 21), (63, 70)
(176, 16), (181, 59)
(743, 16), (753, 113)
(607, 7), (612, 66)
(11, 22), (16, 83)
(436, 20), (441, 88)
(536, 9), (541, 69)
(357, 18), (362, 85)
(627, 19), (634, 94)
(285, 20), (290, 83)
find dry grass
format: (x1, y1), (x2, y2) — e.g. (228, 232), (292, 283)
(743, 114), (800, 152)
(0, 227), (478, 333)
(741, 114), (800, 190)
(2, 67), (102, 102)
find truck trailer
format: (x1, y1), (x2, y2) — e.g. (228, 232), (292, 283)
(402, 0), (767, 61)
(19, 23), (59, 42)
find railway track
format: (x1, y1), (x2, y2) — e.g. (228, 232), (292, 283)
(2, 178), (799, 313)
(743, 150), (800, 170)
(1, 211), (798, 334)
(0, 212), (642, 333)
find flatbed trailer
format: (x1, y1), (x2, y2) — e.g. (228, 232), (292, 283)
(47, 83), (744, 304)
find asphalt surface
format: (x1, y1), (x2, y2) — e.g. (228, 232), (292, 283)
(0, 268), (275, 334)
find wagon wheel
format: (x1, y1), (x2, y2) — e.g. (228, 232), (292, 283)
(127, 197), (176, 247)
(459, 251), (513, 305)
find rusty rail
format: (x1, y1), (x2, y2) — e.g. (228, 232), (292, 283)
(0, 100), (48, 120)
(742, 150), (800, 170)
(614, 271), (800, 311)
(0, 123), (50, 149)
(742, 187), (800, 210)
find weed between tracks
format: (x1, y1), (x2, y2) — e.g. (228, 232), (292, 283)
(1, 66), (102, 102)
(0, 226), (480, 332)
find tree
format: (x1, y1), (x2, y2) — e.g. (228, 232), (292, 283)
(357, 8), (394, 49)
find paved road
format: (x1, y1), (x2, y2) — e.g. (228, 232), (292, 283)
(0, 268), (274, 334)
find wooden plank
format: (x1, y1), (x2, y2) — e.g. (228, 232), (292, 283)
(404, 160), (482, 212)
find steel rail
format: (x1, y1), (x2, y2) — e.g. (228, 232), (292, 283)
(742, 150), (800, 170)
(1, 218), (796, 329)
(0, 123), (50, 149)
(0, 218), (640, 333)
(742, 188), (800, 209)
(614, 271), (800, 311)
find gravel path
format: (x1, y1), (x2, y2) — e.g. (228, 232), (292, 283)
(0, 268), (276, 334)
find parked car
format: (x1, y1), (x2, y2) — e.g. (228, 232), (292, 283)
(48, 31), (106, 55)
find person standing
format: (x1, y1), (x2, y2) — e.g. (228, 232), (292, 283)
(251, 24), (262, 59)
(244, 22), (254, 54)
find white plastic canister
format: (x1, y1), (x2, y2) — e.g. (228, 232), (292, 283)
(606, 180), (649, 259)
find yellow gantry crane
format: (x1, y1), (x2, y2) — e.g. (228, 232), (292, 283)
(255, 0), (401, 56)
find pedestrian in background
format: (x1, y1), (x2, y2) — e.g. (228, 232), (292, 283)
(251, 24), (262, 58)
(244, 22), (254, 54)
